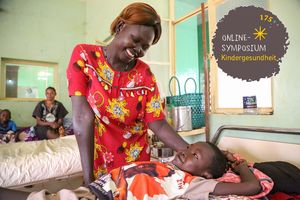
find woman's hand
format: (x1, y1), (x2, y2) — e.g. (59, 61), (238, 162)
(49, 122), (60, 129)
(148, 119), (188, 152)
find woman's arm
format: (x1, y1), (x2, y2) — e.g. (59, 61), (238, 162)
(71, 96), (95, 186)
(212, 160), (262, 196)
(148, 119), (188, 152)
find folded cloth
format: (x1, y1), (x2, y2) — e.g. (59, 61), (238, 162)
(88, 173), (116, 200)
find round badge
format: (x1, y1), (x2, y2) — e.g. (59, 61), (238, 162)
(45, 113), (56, 122)
(212, 6), (289, 81)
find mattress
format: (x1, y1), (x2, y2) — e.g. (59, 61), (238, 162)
(0, 135), (82, 187)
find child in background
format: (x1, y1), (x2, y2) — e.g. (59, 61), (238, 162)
(0, 109), (17, 133)
(0, 109), (17, 143)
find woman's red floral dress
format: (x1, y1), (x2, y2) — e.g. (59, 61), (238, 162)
(67, 44), (165, 177)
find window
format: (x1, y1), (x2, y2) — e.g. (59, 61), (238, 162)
(0, 58), (58, 100)
(211, 68), (273, 114)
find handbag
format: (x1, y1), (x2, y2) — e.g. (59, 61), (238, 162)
(182, 77), (205, 129)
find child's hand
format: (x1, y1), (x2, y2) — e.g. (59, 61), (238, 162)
(231, 159), (248, 174)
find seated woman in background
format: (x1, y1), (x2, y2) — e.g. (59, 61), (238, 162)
(32, 87), (68, 140)
(0, 109), (17, 143)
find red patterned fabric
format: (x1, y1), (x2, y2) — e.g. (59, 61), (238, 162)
(268, 192), (300, 200)
(89, 161), (218, 200)
(67, 44), (165, 176)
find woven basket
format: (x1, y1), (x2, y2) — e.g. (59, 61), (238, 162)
(182, 78), (205, 129)
(166, 76), (185, 107)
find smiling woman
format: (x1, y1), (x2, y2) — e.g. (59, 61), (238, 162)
(67, 2), (188, 186)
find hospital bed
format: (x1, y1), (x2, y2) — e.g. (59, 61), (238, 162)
(0, 135), (83, 192)
(1, 125), (299, 197)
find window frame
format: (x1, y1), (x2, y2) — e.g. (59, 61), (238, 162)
(0, 58), (58, 102)
(207, 0), (273, 115)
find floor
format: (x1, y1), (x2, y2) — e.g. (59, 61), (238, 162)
(11, 174), (83, 193)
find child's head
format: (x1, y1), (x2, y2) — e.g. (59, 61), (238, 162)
(172, 141), (227, 179)
(0, 109), (11, 123)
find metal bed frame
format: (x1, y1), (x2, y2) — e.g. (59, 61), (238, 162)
(211, 125), (300, 144)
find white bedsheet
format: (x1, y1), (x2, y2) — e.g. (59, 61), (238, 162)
(0, 135), (82, 187)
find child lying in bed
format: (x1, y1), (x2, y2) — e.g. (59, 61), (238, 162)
(88, 141), (268, 200)
(0, 141), (266, 200)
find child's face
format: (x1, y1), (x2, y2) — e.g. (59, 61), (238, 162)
(0, 111), (10, 123)
(171, 142), (214, 177)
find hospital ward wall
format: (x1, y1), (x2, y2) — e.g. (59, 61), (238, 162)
(0, 0), (86, 126)
(1, 0), (300, 146)
(0, 0), (169, 127)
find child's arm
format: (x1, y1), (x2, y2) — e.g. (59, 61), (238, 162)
(211, 160), (262, 196)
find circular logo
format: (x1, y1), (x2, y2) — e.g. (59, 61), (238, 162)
(45, 113), (56, 122)
(212, 6), (289, 81)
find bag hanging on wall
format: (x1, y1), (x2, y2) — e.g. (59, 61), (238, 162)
(182, 77), (205, 129)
